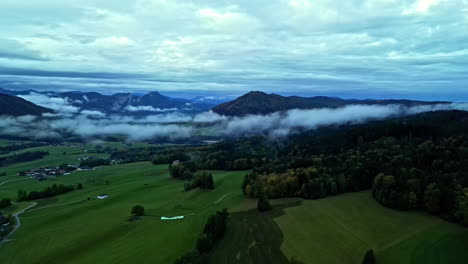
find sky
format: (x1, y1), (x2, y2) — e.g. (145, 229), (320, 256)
(0, 0), (467, 100)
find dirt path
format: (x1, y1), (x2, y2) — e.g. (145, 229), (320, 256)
(1, 199), (87, 244)
(0, 177), (30, 186)
(26, 199), (87, 213)
(0, 202), (37, 244)
(214, 193), (231, 204)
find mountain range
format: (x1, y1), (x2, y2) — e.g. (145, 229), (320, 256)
(0, 88), (222, 115)
(0, 88), (453, 117)
(212, 91), (449, 116)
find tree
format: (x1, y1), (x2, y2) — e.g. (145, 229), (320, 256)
(76, 183), (83, 190)
(424, 183), (441, 214)
(17, 189), (27, 202)
(0, 198), (12, 209)
(408, 192), (418, 209)
(131, 205), (145, 216)
(361, 249), (376, 264)
(196, 234), (213, 254)
(8, 214), (15, 225)
(257, 195), (272, 212)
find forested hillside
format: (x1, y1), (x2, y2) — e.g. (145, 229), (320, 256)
(240, 111), (468, 225)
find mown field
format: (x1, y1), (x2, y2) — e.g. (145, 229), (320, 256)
(210, 191), (468, 264)
(275, 192), (468, 264)
(0, 151), (248, 263)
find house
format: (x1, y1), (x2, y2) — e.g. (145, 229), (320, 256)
(77, 156), (90, 161)
(97, 194), (108, 199)
(77, 166), (91, 171)
(172, 160), (180, 165)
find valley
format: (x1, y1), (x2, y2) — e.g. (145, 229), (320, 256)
(1, 141), (466, 263)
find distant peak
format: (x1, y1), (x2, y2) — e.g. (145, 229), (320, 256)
(245, 91), (268, 96)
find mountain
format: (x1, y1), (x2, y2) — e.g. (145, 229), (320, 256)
(55, 91), (218, 114)
(0, 88), (217, 114)
(139, 91), (189, 108)
(0, 94), (53, 116)
(213, 91), (449, 116)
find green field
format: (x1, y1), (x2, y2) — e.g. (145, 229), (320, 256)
(209, 192), (468, 264)
(0, 144), (107, 178)
(275, 192), (468, 264)
(0, 161), (248, 264)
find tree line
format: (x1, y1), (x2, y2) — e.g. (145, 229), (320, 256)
(174, 209), (229, 264)
(0, 142), (46, 155)
(0, 151), (48, 167)
(17, 183), (81, 201)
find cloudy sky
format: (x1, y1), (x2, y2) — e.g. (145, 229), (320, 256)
(0, 0), (467, 100)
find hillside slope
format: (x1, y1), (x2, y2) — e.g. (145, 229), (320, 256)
(0, 94), (52, 116)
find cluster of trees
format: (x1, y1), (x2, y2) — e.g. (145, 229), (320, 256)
(0, 198), (12, 209)
(169, 163), (197, 180)
(110, 148), (157, 163)
(174, 209), (229, 264)
(0, 151), (48, 167)
(241, 111), (468, 226)
(17, 183), (78, 201)
(194, 138), (275, 171)
(152, 151), (190, 165)
(169, 163), (215, 191)
(80, 157), (110, 167)
(0, 142), (46, 155)
(184, 172), (214, 191)
(0, 172), (6, 177)
(110, 146), (194, 164)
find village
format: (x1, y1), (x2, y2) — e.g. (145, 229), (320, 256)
(17, 156), (97, 181)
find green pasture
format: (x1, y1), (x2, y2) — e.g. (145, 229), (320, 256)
(275, 192), (468, 264)
(0, 161), (247, 264)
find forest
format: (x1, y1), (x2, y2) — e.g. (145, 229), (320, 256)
(160, 111), (468, 226)
(240, 111), (468, 225)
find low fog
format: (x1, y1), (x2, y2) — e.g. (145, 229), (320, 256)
(1, 102), (467, 142)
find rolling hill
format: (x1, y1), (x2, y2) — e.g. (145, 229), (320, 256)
(0, 94), (52, 116)
(213, 91), (449, 116)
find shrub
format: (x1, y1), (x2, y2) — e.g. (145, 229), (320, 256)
(131, 205), (145, 216)
(257, 195), (272, 212)
(361, 249), (376, 264)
